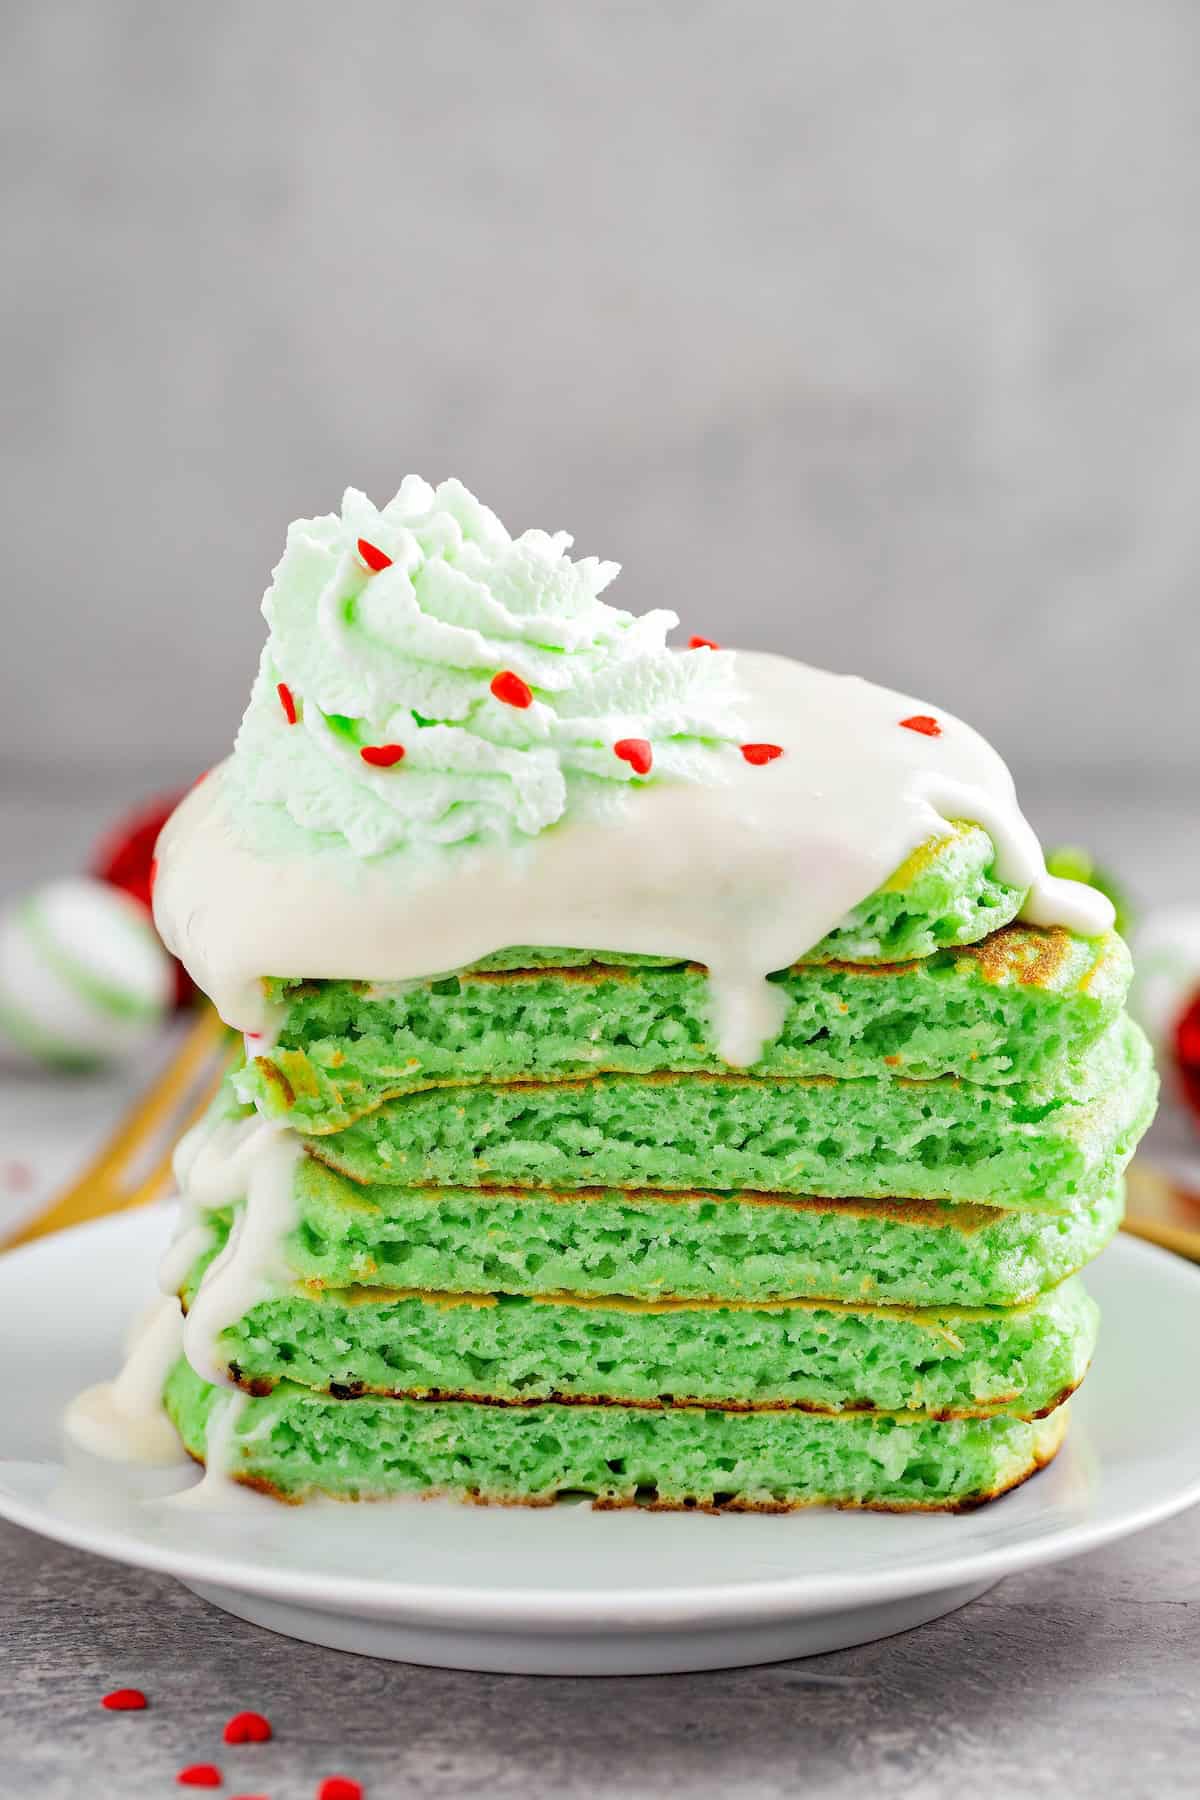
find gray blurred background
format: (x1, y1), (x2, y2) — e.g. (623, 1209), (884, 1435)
(1, 0), (1197, 889)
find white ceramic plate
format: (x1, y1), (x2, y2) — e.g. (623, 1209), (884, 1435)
(1, 1207), (1198, 1675)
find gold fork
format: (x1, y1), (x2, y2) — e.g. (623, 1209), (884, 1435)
(2, 1006), (238, 1251)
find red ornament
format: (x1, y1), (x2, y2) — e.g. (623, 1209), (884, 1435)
(223, 1710), (272, 1744)
(740, 743), (783, 766)
(102, 1688), (147, 1711)
(318, 1780), (363, 1800)
(490, 670), (533, 709)
(357, 538), (392, 573)
(900, 715), (941, 737)
(176, 1768), (222, 1789)
(613, 738), (653, 776)
(360, 744), (406, 768)
(91, 793), (193, 1006)
(277, 682), (298, 725)
(1174, 988), (1200, 1122)
(688, 635), (720, 650)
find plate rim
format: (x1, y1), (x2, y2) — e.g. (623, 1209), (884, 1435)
(2, 1209), (1199, 1631)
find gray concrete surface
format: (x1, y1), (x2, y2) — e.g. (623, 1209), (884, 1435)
(3, 1), (1199, 795)
(2, 1503), (1198, 1800)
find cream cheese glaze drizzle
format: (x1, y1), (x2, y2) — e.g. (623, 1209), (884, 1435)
(161, 1112), (301, 1386)
(63, 1296), (188, 1465)
(155, 650), (1113, 1068)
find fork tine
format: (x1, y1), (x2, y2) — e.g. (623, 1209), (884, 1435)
(2, 1008), (236, 1250)
(115, 1063), (232, 1217)
(72, 1007), (229, 1191)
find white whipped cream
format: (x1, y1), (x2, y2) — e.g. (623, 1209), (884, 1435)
(229, 475), (744, 854)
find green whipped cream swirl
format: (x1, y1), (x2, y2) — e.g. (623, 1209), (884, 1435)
(228, 477), (744, 855)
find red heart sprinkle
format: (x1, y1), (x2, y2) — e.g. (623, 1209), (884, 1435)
(277, 683), (298, 725)
(490, 670), (533, 709)
(688, 635), (720, 650)
(360, 744), (406, 768)
(357, 538), (392, 573)
(223, 1711), (272, 1744)
(740, 743), (783, 765)
(613, 738), (653, 776)
(177, 1767), (222, 1788)
(318, 1780), (363, 1800)
(899, 715), (941, 737)
(102, 1688), (147, 1711)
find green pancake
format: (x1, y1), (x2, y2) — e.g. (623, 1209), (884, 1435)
(163, 1358), (1070, 1511)
(464, 822), (1029, 969)
(242, 924), (1131, 1134)
(306, 1015), (1156, 1209)
(204, 1158), (1124, 1307)
(187, 1234), (1096, 1420)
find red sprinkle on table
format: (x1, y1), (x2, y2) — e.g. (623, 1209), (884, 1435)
(277, 683), (298, 725)
(688, 635), (720, 650)
(740, 743), (783, 765)
(318, 1780), (364, 1800)
(490, 670), (533, 709)
(101, 1689), (147, 1711)
(357, 537), (392, 573)
(223, 1711), (273, 1744)
(613, 738), (653, 776)
(360, 744), (406, 768)
(899, 715), (941, 737)
(176, 1767), (222, 1788)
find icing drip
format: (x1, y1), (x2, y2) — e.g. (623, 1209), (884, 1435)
(166, 1389), (251, 1509)
(168, 1115), (302, 1386)
(63, 1296), (187, 1465)
(60, 1108), (300, 1497)
(154, 652), (1115, 1067)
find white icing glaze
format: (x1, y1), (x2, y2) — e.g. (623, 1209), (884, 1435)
(158, 1107), (271, 1298)
(63, 1103), (297, 1490)
(63, 1296), (188, 1465)
(166, 1389), (253, 1510)
(154, 651), (1114, 1067)
(170, 1115), (302, 1385)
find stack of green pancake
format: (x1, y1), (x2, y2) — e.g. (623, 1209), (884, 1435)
(166, 823), (1157, 1510)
